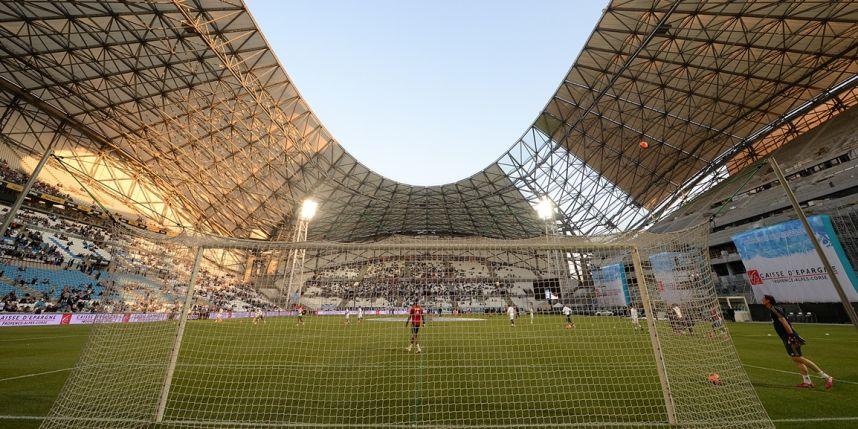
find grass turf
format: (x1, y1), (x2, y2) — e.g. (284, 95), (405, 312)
(0, 317), (854, 428)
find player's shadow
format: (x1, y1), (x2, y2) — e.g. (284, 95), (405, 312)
(753, 382), (829, 393)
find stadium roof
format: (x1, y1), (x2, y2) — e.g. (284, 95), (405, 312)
(0, 0), (855, 241)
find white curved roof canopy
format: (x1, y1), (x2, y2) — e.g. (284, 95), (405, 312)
(0, 0), (854, 240)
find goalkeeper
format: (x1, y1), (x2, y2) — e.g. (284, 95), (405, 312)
(763, 295), (833, 390)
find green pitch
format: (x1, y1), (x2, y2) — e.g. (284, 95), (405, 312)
(0, 317), (855, 429)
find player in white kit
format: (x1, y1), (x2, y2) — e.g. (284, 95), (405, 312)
(562, 305), (575, 329)
(630, 306), (640, 330)
(507, 305), (517, 326)
(253, 308), (265, 325)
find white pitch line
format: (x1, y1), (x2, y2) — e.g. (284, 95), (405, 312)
(742, 364), (858, 385)
(3, 414), (856, 425)
(0, 416), (674, 427)
(730, 334), (858, 343)
(0, 367), (72, 382)
(0, 334), (86, 342)
(772, 417), (858, 422)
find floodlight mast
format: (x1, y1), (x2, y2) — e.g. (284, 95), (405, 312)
(285, 199), (317, 305)
(299, 199), (318, 221)
(534, 196), (556, 236)
(535, 196), (566, 305)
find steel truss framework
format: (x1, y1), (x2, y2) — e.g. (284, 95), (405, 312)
(0, 0), (855, 241)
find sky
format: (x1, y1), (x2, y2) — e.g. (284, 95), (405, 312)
(245, 1), (607, 186)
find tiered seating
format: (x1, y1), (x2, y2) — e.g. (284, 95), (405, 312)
(0, 263), (101, 299)
(300, 256), (538, 311)
(44, 232), (110, 261)
(106, 272), (163, 290)
(495, 265), (534, 280)
(0, 281), (25, 298)
(450, 261), (489, 278)
(363, 260), (403, 279)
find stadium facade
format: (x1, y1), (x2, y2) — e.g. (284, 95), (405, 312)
(0, 0), (854, 244)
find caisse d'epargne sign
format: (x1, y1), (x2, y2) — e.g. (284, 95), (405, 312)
(732, 215), (858, 303)
(0, 313), (169, 327)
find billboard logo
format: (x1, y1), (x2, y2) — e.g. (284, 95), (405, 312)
(748, 270), (763, 285)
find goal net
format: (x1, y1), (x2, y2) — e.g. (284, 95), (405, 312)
(31, 223), (772, 429)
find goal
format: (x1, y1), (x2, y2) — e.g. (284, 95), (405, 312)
(37, 224), (773, 429)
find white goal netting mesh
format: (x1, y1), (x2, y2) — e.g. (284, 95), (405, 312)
(23, 223), (772, 429)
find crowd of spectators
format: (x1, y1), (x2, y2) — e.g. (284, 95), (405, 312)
(303, 258), (532, 310)
(1, 283), (101, 313)
(194, 270), (278, 314)
(0, 202), (548, 317)
(0, 210), (109, 269)
(0, 228), (66, 265)
(0, 159), (71, 200)
(0, 206), (277, 315)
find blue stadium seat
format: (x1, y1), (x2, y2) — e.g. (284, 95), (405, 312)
(0, 263), (101, 299)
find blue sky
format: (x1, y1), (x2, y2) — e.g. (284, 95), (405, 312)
(245, 1), (606, 185)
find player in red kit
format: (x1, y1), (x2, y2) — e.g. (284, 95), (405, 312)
(406, 302), (424, 353)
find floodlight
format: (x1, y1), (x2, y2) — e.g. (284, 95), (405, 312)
(535, 196), (555, 220)
(299, 199), (318, 221)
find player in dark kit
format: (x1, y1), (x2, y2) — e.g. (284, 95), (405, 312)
(762, 295), (833, 389)
(405, 302), (424, 353)
(296, 305), (305, 326)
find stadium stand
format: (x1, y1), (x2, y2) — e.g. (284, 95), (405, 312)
(652, 107), (858, 322)
(1, 1), (855, 427)
(0, 205), (278, 315)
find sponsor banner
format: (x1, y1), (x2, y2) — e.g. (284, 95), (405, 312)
(315, 309), (408, 316)
(205, 309), (409, 319)
(0, 313), (169, 327)
(41, 193), (65, 204)
(592, 263), (630, 307)
(207, 310), (298, 320)
(3, 309), (426, 326)
(649, 252), (698, 304)
(4, 182), (23, 192)
(0, 313), (64, 327)
(732, 215), (858, 303)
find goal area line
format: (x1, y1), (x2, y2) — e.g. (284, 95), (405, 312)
(0, 414), (780, 427)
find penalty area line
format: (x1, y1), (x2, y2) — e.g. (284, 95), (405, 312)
(0, 334), (87, 342)
(0, 367), (72, 382)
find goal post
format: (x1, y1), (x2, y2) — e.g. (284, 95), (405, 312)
(155, 246), (203, 423)
(630, 245), (677, 426)
(36, 224), (773, 429)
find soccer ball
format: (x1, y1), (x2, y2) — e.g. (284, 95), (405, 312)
(707, 373), (722, 385)
(639, 140), (649, 149)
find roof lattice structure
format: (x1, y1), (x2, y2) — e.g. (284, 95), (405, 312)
(0, 0), (855, 240)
